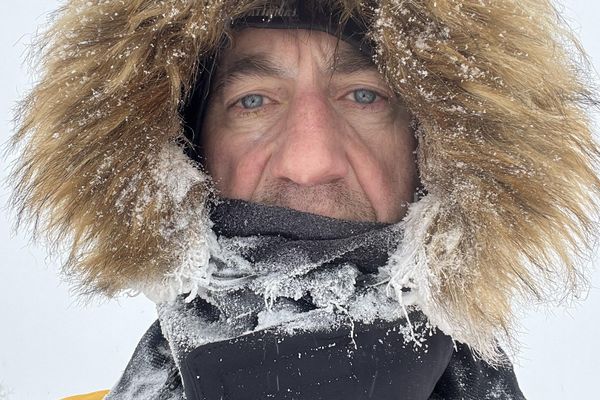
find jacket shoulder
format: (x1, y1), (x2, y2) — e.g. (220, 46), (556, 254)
(61, 390), (109, 400)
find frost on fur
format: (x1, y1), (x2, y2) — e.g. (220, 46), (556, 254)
(136, 143), (215, 303)
(386, 194), (507, 364)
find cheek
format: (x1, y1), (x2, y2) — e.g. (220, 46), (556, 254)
(347, 124), (417, 222)
(204, 133), (271, 200)
(386, 127), (417, 191)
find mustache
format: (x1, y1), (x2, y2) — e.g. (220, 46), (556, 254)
(253, 180), (377, 222)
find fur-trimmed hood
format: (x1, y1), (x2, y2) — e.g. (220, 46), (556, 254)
(10, 0), (600, 362)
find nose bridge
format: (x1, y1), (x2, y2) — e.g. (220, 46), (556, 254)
(271, 90), (349, 186)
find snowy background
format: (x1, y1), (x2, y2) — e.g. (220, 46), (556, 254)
(1, 1), (598, 399)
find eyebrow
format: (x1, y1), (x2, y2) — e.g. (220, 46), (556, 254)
(212, 54), (288, 94)
(329, 46), (377, 75)
(211, 46), (378, 94)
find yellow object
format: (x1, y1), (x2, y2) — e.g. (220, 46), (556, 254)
(61, 390), (109, 400)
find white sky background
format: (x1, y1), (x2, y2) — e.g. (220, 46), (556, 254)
(1, 1), (598, 399)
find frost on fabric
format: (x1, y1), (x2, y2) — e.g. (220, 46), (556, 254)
(108, 355), (170, 399)
(256, 263), (359, 309)
(105, 327), (183, 400)
(484, 378), (517, 400)
(441, 358), (521, 400)
(155, 222), (435, 366)
(158, 296), (248, 358)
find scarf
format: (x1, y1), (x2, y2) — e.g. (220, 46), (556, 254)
(106, 199), (525, 400)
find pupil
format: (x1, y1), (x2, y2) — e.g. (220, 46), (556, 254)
(241, 94), (263, 109)
(354, 89), (376, 104)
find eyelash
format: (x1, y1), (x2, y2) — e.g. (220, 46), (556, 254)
(340, 88), (391, 113)
(228, 95), (273, 118)
(344, 88), (387, 108)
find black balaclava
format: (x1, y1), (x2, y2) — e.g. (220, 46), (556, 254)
(182, 0), (372, 164)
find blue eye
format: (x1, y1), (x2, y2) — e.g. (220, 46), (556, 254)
(353, 89), (377, 104)
(240, 94), (264, 109)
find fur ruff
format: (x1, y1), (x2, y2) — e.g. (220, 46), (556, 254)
(9, 0), (600, 362)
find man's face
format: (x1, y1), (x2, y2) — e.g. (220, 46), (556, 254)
(201, 28), (417, 223)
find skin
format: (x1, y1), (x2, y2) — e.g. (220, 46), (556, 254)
(201, 28), (417, 223)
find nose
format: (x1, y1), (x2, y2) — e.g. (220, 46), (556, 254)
(269, 92), (349, 186)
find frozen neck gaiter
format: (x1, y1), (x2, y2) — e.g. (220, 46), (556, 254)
(106, 199), (524, 400)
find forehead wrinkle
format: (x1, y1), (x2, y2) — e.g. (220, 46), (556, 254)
(295, 31), (376, 76)
(211, 30), (379, 96)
